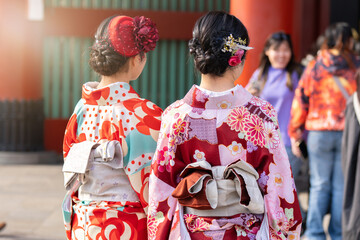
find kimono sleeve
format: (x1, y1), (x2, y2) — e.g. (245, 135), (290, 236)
(123, 112), (162, 214)
(63, 113), (79, 159)
(63, 100), (85, 159)
(147, 113), (189, 240)
(258, 113), (303, 239)
(288, 60), (314, 140)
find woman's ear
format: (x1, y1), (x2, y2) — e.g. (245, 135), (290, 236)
(130, 54), (144, 67)
(129, 55), (137, 67)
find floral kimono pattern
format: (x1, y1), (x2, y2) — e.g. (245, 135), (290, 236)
(148, 85), (302, 240)
(62, 81), (162, 240)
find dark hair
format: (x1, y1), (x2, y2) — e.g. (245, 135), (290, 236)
(257, 31), (301, 91)
(324, 22), (353, 51)
(188, 11), (250, 76)
(324, 22), (356, 69)
(89, 16), (129, 76)
(354, 41), (360, 56)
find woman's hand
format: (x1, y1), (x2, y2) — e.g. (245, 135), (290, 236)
(291, 138), (302, 158)
(247, 86), (260, 97)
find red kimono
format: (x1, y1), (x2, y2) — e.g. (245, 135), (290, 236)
(148, 85), (302, 240)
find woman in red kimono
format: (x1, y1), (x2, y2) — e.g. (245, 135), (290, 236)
(62, 15), (162, 240)
(148, 11), (302, 240)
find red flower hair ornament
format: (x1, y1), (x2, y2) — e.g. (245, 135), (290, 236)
(108, 15), (159, 57)
(222, 34), (253, 67)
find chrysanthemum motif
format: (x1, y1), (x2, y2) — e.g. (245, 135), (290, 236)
(193, 150), (206, 161)
(184, 214), (197, 224)
(260, 101), (277, 118)
(147, 216), (158, 240)
(226, 106), (250, 132)
(249, 97), (264, 107)
(184, 215), (210, 233)
(263, 121), (280, 150)
(243, 114), (266, 147)
(228, 141), (244, 155)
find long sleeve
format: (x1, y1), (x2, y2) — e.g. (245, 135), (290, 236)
(63, 115), (79, 159)
(147, 112), (190, 240)
(288, 61), (314, 140)
(240, 100), (302, 239)
(255, 116), (302, 239)
(148, 85), (302, 240)
(124, 126), (160, 214)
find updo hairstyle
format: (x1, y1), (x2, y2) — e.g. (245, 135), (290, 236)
(89, 16), (129, 76)
(189, 11), (250, 76)
(324, 22), (353, 51)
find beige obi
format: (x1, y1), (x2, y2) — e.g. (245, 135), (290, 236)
(172, 160), (264, 217)
(63, 140), (139, 202)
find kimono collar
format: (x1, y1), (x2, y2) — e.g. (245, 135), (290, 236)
(82, 81), (140, 106)
(183, 84), (253, 109)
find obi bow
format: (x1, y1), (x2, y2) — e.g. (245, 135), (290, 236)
(172, 160), (264, 217)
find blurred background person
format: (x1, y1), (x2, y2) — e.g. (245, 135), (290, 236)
(246, 31), (306, 225)
(0, 222), (5, 231)
(342, 69), (360, 240)
(289, 22), (359, 240)
(301, 34), (326, 68)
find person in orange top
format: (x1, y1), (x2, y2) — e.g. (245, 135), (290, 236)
(0, 222), (5, 231)
(289, 22), (359, 240)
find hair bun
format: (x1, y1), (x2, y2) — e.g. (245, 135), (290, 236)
(188, 11), (249, 76)
(89, 42), (126, 76)
(189, 32), (231, 76)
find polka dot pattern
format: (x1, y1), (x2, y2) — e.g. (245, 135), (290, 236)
(126, 153), (153, 175)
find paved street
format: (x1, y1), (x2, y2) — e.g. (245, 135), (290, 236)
(0, 161), (326, 240)
(0, 164), (65, 240)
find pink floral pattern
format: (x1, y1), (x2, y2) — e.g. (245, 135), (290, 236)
(147, 215), (158, 240)
(148, 85), (302, 239)
(171, 117), (189, 145)
(243, 114), (266, 147)
(195, 90), (209, 103)
(263, 121), (280, 150)
(184, 214), (210, 233)
(226, 106), (250, 132)
(156, 146), (174, 172)
(172, 118), (187, 135)
(260, 101), (277, 118)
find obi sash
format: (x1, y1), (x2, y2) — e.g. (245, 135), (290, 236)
(62, 140), (138, 202)
(172, 160), (264, 217)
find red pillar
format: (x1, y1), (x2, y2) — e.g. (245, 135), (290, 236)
(230, 0), (296, 86)
(0, 0), (42, 100)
